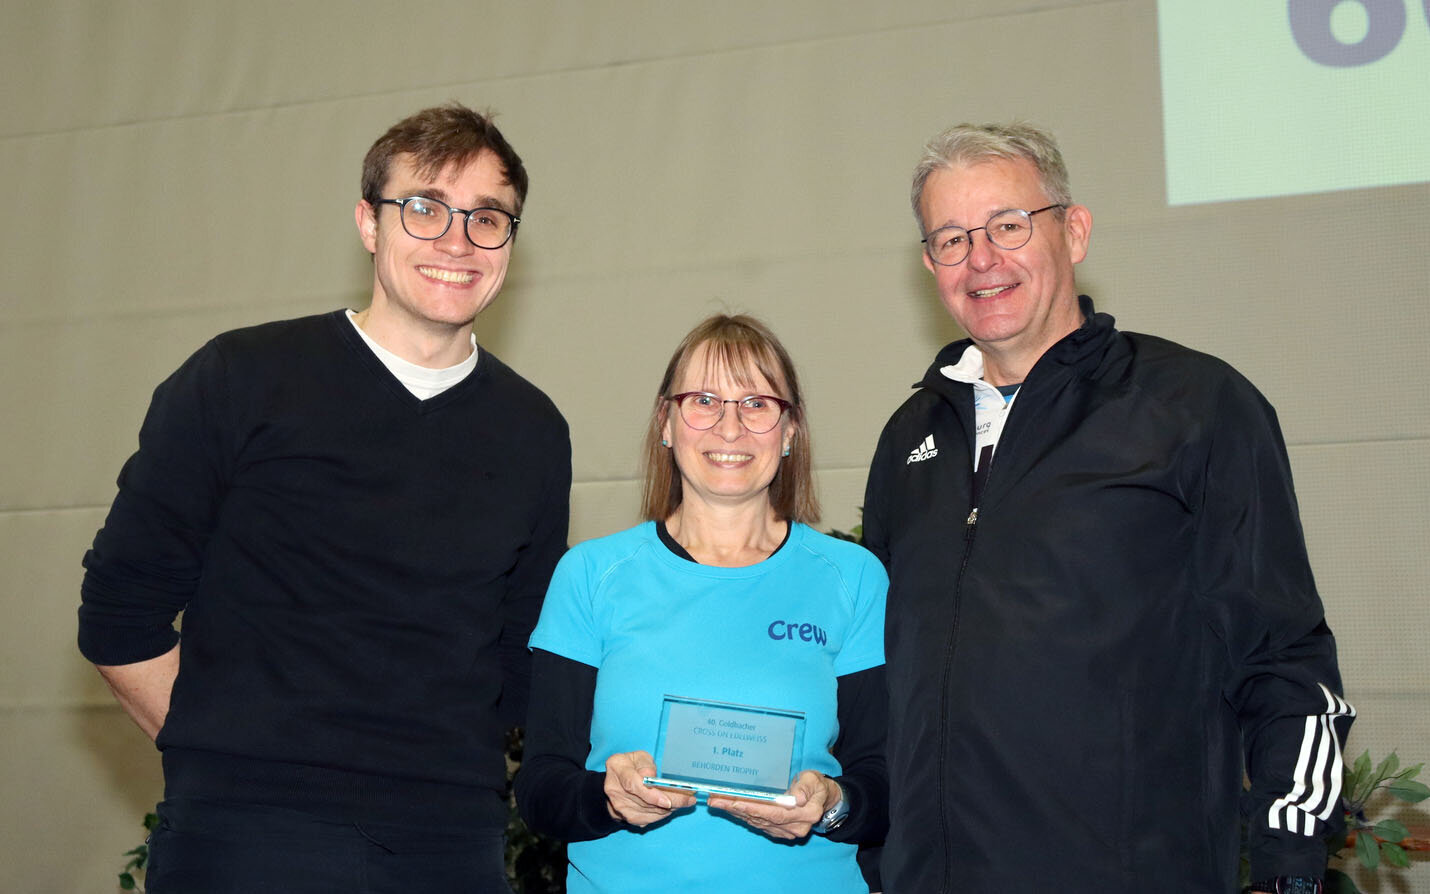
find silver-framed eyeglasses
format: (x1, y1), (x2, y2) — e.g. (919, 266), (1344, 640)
(668, 392), (792, 434)
(374, 196), (520, 249)
(922, 204), (1064, 267)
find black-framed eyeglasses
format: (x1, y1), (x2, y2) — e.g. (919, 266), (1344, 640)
(374, 196), (520, 249)
(922, 204), (1064, 267)
(668, 392), (792, 434)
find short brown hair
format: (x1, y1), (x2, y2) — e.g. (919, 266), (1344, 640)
(361, 103), (528, 214)
(639, 315), (820, 525)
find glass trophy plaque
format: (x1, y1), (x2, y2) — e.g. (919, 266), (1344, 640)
(642, 695), (805, 806)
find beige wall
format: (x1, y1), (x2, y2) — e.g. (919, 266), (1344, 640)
(3, 1), (1425, 890)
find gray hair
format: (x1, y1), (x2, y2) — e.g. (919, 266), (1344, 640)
(910, 122), (1072, 230)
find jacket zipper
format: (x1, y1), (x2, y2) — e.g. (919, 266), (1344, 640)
(936, 393), (1004, 890)
(935, 504), (981, 893)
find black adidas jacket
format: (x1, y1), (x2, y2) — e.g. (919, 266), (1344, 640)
(863, 297), (1352, 891)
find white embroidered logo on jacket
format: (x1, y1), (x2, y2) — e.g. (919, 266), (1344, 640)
(907, 434), (939, 464)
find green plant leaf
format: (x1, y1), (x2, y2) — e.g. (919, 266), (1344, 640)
(1348, 750), (1373, 801)
(1387, 778), (1430, 803)
(1352, 750), (1372, 779)
(118, 872), (136, 890)
(143, 812), (159, 832)
(1373, 751), (1400, 783)
(1373, 819), (1409, 843)
(1356, 828), (1380, 870)
(1380, 841), (1411, 869)
(1324, 868), (1361, 894)
(1401, 762), (1423, 781)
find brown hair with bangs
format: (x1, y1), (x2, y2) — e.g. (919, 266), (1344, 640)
(639, 314), (820, 524)
(361, 102), (528, 215)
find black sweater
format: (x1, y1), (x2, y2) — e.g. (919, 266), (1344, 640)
(79, 311), (570, 828)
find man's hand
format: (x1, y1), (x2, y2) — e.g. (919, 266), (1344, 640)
(707, 770), (839, 840)
(94, 644), (180, 741)
(602, 750), (696, 827)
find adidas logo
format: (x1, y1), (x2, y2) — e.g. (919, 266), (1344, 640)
(906, 434), (938, 464)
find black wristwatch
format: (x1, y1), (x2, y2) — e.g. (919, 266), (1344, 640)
(1249, 877), (1323, 894)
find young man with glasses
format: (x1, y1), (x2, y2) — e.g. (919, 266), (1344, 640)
(862, 122), (1351, 893)
(78, 104), (569, 893)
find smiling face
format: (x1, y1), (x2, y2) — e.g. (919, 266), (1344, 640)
(661, 342), (795, 514)
(918, 157), (1092, 384)
(355, 150), (518, 347)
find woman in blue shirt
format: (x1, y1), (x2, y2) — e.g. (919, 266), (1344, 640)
(516, 314), (888, 893)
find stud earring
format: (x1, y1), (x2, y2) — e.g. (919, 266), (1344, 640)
(782, 446), (790, 457)
(661, 439), (670, 447)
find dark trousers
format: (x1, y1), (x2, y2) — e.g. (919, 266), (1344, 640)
(145, 798), (513, 894)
